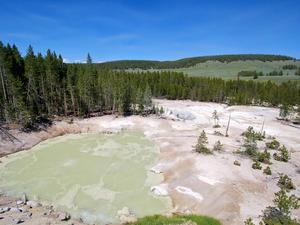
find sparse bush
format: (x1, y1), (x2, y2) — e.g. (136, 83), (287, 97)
(279, 104), (290, 119)
(277, 174), (295, 191)
(244, 218), (255, 225)
(244, 138), (258, 157)
(212, 110), (220, 128)
(261, 189), (300, 224)
(213, 131), (224, 136)
(273, 145), (290, 162)
(256, 176), (300, 225)
(252, 160), (262, 170)
(242, 126), (265, 141)
(159, 106), (164, 115)
(266, 138), (280, 150)
(213, 140), (223, 151)
(274, 189), (300, 216)
(234, 160), (241, 166)
(257, 149), (271, 164)
(195, 130), (212, 154)
(262, 206), (299, 225)
(263, 166), (272, 175)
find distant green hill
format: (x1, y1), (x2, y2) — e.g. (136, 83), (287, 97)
(94, 54), (295, 70)
(171, 59), (300, 81)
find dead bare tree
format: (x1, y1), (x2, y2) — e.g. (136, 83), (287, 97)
(225, 113), (231, 137)
(0, 66), (7, 101)
(260, 118), (265, 134)
(0, 126), (21, 143)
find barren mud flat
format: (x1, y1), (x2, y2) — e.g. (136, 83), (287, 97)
(1, 99), (300, 225)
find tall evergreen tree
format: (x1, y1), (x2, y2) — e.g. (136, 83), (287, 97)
(86, 53), (92, 64)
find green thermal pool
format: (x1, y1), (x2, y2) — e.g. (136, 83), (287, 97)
(0, 131), (170, 224)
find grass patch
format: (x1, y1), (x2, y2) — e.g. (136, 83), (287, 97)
(129, 214), (222, 225)
(170, 60), (300, 83)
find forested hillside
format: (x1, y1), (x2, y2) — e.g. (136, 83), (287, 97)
(0, 42), (299, 127)
(94, 54), (295, 70)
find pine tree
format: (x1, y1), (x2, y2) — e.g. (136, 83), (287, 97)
(212, 110), (220, 128)
(135, 88), (144, 113)
(195, 130), (211, 154)
(86, 53), (92, 64)
(143, 84), (152, 109)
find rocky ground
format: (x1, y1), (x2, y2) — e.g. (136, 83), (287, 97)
(0, 99), (300, 225)
(0, 194), (85, 225)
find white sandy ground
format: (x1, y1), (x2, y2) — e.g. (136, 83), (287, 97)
(0, 99), (300, 225)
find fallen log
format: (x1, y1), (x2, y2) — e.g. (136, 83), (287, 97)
(0, 126), (21, 143)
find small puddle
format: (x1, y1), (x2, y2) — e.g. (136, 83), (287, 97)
(0, 131), (171, 224)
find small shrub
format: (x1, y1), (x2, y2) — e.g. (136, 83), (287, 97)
(257, 149), (271, 164)
(212, 110), (220, 128)
(277, 174), (295, 191)
(242, 126), (265, 141)
(244, 138), (258, 157)
(261, 188), (300, 225)
(273, 189), (299, 217)
(244, 218), (255, 225)
(266, 138), (280, 150)
(262, 206), (299, 225)
(195, 130), (212, 154)
(159, 106), (164, 115)
(263, 166), (272, 175)
(213, 140), (223, 151)
(242, 127), (268, 159)
(279, 104), (290, 119)
(273, 145), (290, 162)
(252, 160), (262, 170)
(213, 131), (224, 136)
(234, 160), (241, 166)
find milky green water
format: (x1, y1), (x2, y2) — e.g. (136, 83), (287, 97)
(0, 131), (170, 224)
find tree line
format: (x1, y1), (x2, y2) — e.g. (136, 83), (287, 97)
(93, 54), (295, 70)
(282, 64), (298, 70)
(237, 68), (300, 79)
(1, 42), (300, 127)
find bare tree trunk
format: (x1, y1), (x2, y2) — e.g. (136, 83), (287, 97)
(0, 66), (10, 122)
(0, 66), (7, 101)
(41, 76), (48, 113)
(112, 97), (116, 115)
(70, 88), (76, 116)
(225, 113), (231, 137)
(260, 118), (265, 134)
(64, 91), (67, 116)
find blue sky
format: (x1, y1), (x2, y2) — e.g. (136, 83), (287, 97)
(1, 0), (300, 62)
